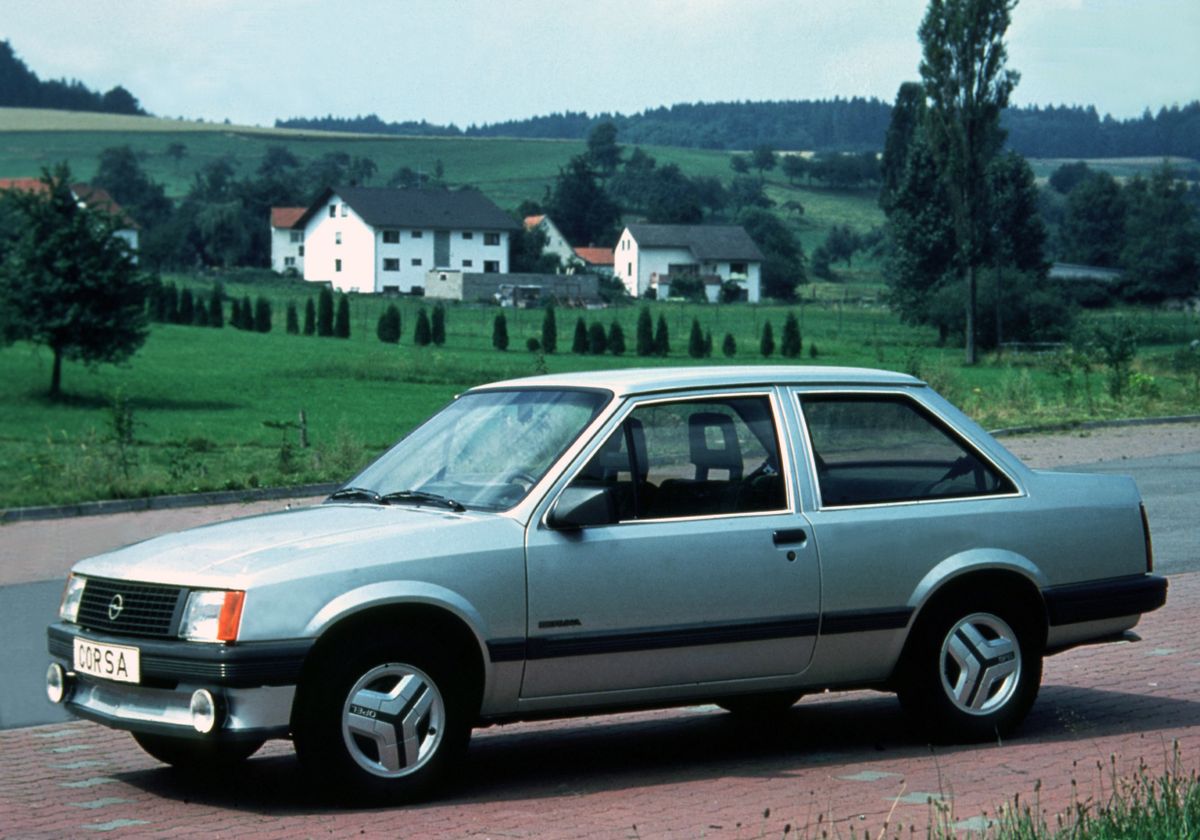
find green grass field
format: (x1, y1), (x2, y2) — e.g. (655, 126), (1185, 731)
(2, 272), (1197, 508)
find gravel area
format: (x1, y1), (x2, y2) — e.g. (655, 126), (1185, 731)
(999, 420), (1200, 468)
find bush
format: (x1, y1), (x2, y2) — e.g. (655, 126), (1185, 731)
(193, 299), (209, 327)
(239, 295), (253, 330)
(608, 321), (626, 355)
(781, 311), (802, 357)
(492, 313), (509, 351)
(414, 308), (431, 346)
(722, 332), (737, 357)
(636, 307), (654, 356)
(572, 317), (588, 354)
(317, 287), (334, 336)
(688, 317), (705, 358)
(588, 321), (608, 354)
(526, 336), (541, 353)
(334, 293), (350, 338)
(377, 304), (401, 343)
(431, 302), (446, 345)
(760, 320), (775, 358)
(286, 302), (299, 334)
(303, 298), (316, 335)
(209, 284), (224, 328)
(254, 296), (271, 333)
(654, 314), (670, 357)
(541, 305), (557, 354)
(179, 288), (195, 325)
(704, 330), (713, 358)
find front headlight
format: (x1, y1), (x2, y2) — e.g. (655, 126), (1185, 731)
(178, 590), (245, 642)
(59, 574), (87, 623)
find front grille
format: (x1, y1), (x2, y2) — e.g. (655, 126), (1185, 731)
(77, 577), (185, 639)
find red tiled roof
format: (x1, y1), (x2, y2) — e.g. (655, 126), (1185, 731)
(0, 177), (46, 193)
(573, 246), (614, 266)
(271, 206), (307, 228)
(523, 214), (546, 230)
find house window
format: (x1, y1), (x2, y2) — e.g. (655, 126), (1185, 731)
(299, 245), (305, 256)
(462, 259), (473, 268)
(335, 231), (342, 245)
(411, 230), (423, 239)
(627, 262), (632, 276)
(289, 230), (302, 243)
(483, 260), (500, 273)
(340, 204), (348, 217)
(412, 258), (423, 266)
(383, 258), (400, 271)
(484, 233), (500, 246)
(462, 231), (474, 240)
(730, 262), (748, 276)
(284, 257), (296, 267)
(335, 259), (342, 272)
(328, 205), (336, 218)
(382, 230), (400, 244)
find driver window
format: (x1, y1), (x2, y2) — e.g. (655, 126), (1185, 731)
(571, 396), (787, 521)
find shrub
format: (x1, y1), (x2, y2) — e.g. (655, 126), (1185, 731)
(254, 296), (272, 333)
(781, 311), (802, 357)
(303, 298), (316, 335)
(209, 284), (224, 328)
(654, 314), (670, 357)
(414, 308), (432, 346)
(492, 313), (509, 351)
(722, 332), (737, 357)
(317, 287), (334, 336)
(541, 304), (557, 354)
(636, 307), (654, 356)
(588, 321), (608, 355)
(608, 321), (626, 355)
(760, 321), (775, 358)
(334, 293), (350, 338)
(526, 336), (541, 353)
(688, 317), (705, 358)
(431, 302), (446, 345)
(377, 305), (401, 343)
(179, 288), (195, 325)
(286, 302), (299, 335)
(572, 317), (588, 354)
(230, 298), (242, 330)
(194, 299), (210, 327)
(704, 330), (713, 358)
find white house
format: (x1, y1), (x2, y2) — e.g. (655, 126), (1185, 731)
(614, 224), (764, 303)
(270, 207), (306, 274)
(293, 186), (521, 294)
(0, 178), (140, 256)
(524, 214), (575, 269)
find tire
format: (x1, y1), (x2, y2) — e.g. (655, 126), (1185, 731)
(132, 732), (263, 771)
(717, 691), (801, 718)
(898, 594), (1043, 743)
(293, 637), (473, 805)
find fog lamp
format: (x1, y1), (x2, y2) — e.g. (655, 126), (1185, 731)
(189, 689), (220, 734)
(46, 662), (69, 704)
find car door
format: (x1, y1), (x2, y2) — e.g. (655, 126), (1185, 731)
(522, 390), (820, 699)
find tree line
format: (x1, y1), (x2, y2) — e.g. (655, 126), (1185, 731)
(0, 40), (145, 116)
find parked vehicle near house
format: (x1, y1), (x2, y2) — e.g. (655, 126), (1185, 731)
(47, 366), (1166, 803)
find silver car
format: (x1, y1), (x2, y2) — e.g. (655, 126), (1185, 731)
(47, 366), (1166, 802)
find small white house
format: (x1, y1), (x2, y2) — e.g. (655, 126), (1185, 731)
(524, 214), (575, 269)
(270, 207), (306, 274)
(0, 178), (140, 257)
(614, 224), (764, 303)
(293, 187), (521, 294)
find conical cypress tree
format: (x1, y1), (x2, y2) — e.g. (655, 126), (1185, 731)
(688, 317), (705, 358)
(572, 317), (588, 354)
(147, 276), (164, 321)
(654, 314), (670, 357)
(209, 283), (224, 328)
(722, 332), (737, 357)
(162, 282), (178, 323)
(286, 302), (299, 334)
(414, 308), (432, 345)
(781, 311), (802, 358)
(317, 287), (334, 336)
(377, 304), (400, 343)
(608, 321), (626, 355)
(240, 295), (253, 330)
(431, 303), (446, 345)
(541, 304), (557, 354)
(704, 329), (713, 358)
(179, 288), (195, 325)
(303, 298), (316, 335)
(760, 320), (775, 358)
(254, 296), (272, 333)
(334, 294), (351, 338)
(230, 298), (242, 330)
(194, 299), (210, 327)
(492, 312), (509, 350)
(588, 321), (607, 354)
(636, 307), (654, 356)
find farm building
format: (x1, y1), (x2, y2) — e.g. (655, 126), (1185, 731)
(289, 187), (521, 294)
(270, 206), (306, 274)
(571, 246), (615, 276)
(423, 269), (601, 306)
(0, 177), (140, 256)
(524, 215), (576, 269)
(614, 223), (764, 302)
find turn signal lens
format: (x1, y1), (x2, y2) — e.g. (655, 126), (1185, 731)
(179, 590), (245, 642)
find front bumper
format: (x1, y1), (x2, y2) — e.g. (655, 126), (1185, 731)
(47, 623), (314, 739)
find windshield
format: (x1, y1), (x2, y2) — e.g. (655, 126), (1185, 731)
(346, 388), (609, 511)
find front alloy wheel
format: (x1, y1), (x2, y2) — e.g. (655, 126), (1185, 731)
(341, 663), (446, 779)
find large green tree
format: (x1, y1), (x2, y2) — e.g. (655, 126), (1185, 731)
(918, 0), (1020, 364)
(545, 156), (621, 247)
(737, 207), (806, 300)
(0, 166), (153, 397)
(1061, 171), (1126, 267)
(1119, 164), (1200, 302)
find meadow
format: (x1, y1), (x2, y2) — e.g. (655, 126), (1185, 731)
(2, 270), (1197, 509)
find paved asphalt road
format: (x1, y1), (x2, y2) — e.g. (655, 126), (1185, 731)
(2, 452), (1196, 731)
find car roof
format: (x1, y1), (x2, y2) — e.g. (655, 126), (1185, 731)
(474, 365), (925, 398)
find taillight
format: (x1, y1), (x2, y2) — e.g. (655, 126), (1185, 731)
(1140, 503), (1154, 572)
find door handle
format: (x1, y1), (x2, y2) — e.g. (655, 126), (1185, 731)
(772, 529), (807, 546)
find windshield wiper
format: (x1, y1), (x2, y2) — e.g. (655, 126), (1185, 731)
(327, 486), (383, 504)
(380, 490), (466, 512)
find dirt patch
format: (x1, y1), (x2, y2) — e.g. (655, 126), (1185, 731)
(1000, 421), (1200, 469)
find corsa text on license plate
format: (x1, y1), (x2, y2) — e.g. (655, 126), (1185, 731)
(74, 638), (141, 684)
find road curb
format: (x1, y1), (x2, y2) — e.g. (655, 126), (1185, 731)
(989, 414), (1200, 438)
(0, 482), (339, 525)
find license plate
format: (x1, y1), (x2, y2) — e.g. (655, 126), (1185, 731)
(73, 638), (141, 684)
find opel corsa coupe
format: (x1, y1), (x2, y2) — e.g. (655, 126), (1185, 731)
(47, 367), (1167, 802)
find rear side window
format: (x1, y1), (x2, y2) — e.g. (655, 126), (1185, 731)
(799, 395), (1016, 507)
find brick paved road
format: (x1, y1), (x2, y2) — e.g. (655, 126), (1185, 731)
(2, 574), (1195, 839)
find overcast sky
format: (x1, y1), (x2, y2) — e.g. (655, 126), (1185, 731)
(2, 0), (1197, 128)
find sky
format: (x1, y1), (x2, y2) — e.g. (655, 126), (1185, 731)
(2, 0), (1197, 128)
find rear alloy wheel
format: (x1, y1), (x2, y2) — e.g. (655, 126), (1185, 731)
(132, 732), (263, 771)
(899, 596), (1042, 743)
(294, 640), (472, 804)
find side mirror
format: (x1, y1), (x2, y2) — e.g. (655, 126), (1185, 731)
(546, 486), (615, 530)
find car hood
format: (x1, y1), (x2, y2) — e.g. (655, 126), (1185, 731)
(70, 502), (506, 587)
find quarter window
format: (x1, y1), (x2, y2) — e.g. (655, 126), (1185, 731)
(569, 396), (786, 521)
(799, 395), (1016, 507)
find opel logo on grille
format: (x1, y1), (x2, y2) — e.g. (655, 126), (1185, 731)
(107, 594), (125, 621)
